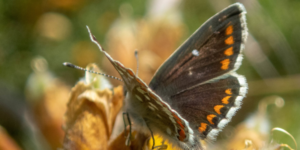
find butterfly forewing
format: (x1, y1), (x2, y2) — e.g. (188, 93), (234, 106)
(149, 3), (248, 141)
(149, 3), (247, 99)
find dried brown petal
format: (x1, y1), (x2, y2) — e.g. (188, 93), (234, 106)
(63, 81), (124, 150)
(108, 130), (131, 150)
(31, 79), (70, 149)
(225, 125), (267, 150)
(26, 56), (72, 149)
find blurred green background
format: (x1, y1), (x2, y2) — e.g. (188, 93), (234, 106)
(0, 0), (299, 149)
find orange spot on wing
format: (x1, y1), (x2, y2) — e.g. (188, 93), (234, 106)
(207, 114), (216, 125)
(221, 59), (230, 70)
(225, 36), (234, 45)
(127, 69), (135, 76)
(172, 113), (185, 129)
(198, 123), (208, 133)
(172, 112), (186, 141)
(141, 86), (147, 90)
(224, 47), (233, 56)
(149, 92), (157, 99)
(178, 129), (186, 141)
(222, 96), (231, 104)
(172, 113), (180, 121)
(136, 78), (147, 88)
(225, 89), (232, 95)
(226, 25), (233, 35)
(214, 105), (224, 114)
(115, 62), (125, 72)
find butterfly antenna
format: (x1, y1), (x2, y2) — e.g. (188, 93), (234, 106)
(86, 26), (105, 52)
(63, 62), (123, 82)
(134, 50), (139, 76)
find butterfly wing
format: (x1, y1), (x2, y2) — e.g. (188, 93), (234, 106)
(86, 27), (200, 149)
(149, 3), (248, 141)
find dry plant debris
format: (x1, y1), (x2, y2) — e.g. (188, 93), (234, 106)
(63, 80), (123, 150)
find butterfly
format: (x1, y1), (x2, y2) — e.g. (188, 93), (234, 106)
(86, 3), (248, 150)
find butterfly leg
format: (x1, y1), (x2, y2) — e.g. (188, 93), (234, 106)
(155, 140), (168, 150)
(146, 124), (156, 149)
(152, 140), (168, 150)
(122, 112), (132, 146)
(146, 126), (168, 150)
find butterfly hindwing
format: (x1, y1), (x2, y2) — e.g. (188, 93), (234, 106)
(149, 3), (248, 141)
(172, 73), (247, 140)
